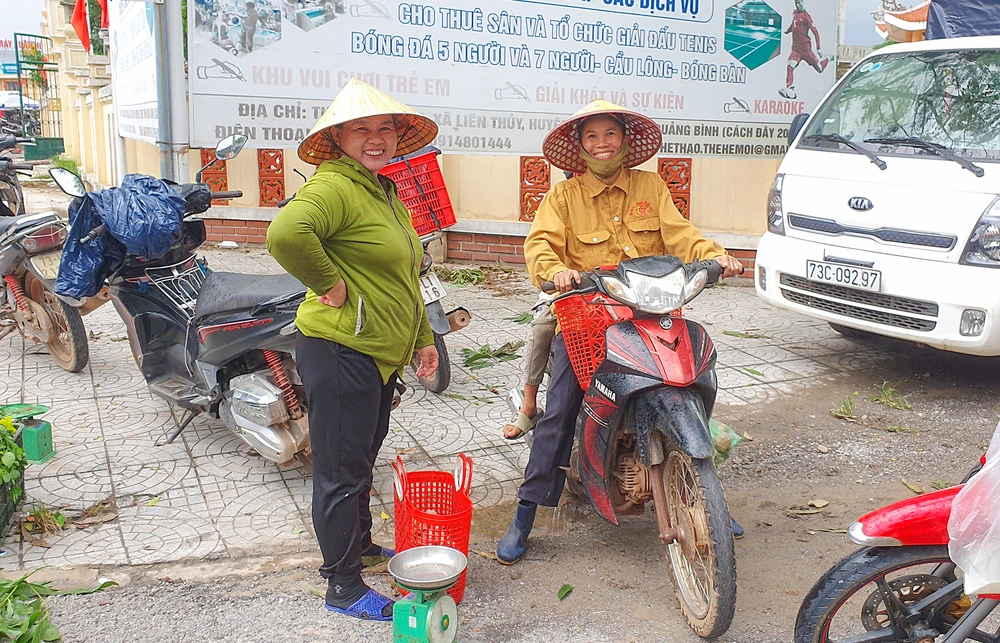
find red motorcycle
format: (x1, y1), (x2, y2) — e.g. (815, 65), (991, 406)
(795, 456), (999, 643)
(532, 255), (737, 638)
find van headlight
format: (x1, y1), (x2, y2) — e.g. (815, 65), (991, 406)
(960, 198), (1000, 267)
(766, 174), (785, 236)
(600, 267), (709, 314)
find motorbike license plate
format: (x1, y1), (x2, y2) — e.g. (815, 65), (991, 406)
(805, 260), (881, 292)
(31, 251), (61, 280)
(419, 273), (447, 304)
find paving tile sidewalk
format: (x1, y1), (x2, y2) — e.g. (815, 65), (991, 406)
(0, 248), (885, 570)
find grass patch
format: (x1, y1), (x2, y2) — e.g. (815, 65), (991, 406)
(871, 381), (911, 411)
(830, 397), (856, 421)
(49, 155), (79, 175)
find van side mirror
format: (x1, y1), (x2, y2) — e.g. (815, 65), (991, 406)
(788, 113), (810, 146)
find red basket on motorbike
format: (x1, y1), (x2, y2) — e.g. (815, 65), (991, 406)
(552, 294), (633, 389)
(392, 454), (473, 603)
(379, 148), (456, 236)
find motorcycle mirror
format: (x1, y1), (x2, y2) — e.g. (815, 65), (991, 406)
(215, 134), (248, 161)
(49, 167), (86, 198)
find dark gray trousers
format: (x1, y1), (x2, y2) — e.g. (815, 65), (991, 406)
(296, 335), (396, 605)
(518, 334), (585, 507)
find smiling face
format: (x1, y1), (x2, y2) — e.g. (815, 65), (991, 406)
(332, 115), (398, 173)
(579, 114), (624, 161)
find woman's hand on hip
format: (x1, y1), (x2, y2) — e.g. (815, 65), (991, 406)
(414, 344), (439, 378)
(318, 279), (347, 308)
(715, 255), (745, 279)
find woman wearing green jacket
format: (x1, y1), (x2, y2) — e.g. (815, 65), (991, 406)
(266, 78), (438, 621)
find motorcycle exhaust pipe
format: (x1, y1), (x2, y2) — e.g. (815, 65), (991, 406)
(446, 307), (471, 332)
(79, 286), (111, 316)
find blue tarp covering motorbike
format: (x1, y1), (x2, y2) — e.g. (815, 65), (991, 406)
(55, 174), (186, 299)
(926, 0), (1000, 39)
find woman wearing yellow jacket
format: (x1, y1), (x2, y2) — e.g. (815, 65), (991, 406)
(267, 79), (438, 621)
(497, 100), (744, 565)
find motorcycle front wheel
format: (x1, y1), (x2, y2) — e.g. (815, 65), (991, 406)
(410, 332), (451, 394)
(26, 274), (89, 372)
(794, 545), (974, 643)
(662, 451), (737, 639)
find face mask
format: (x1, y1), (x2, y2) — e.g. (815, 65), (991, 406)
(580, 139), (630, 180)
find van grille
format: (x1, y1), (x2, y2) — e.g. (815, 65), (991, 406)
(787, 215), (956, 250)
(780, 289), (937, 332)
(779, 275), (939, 317)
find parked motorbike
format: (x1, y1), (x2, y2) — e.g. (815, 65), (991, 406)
(0, 109), (41, 138)
(0, 134), (34, 216)
(410, 231), (470, 393)
(1, 136), (90, 372)
(511, 255), (738, 638)
(794, 458), (997, 643)
(49, 135), (314, 467)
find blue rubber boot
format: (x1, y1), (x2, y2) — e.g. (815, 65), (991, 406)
(496, 500), (536, 565)
(731, 516), (744, 540)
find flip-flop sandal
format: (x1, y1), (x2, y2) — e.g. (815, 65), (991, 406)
(325, 588), (394, 621)
(504, 411), (542, 440)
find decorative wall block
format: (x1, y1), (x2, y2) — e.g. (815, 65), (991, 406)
(519, 156), (550, 221)
(200, 148), (228, 206)
(257, 149), (285, 207)
(657, 157), (693, 220)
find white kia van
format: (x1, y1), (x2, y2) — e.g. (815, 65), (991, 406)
(755, 36), (1000, 356)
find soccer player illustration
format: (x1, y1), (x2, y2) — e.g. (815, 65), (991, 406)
(780, 0), (833, 99)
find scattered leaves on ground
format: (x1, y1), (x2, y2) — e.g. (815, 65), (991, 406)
(723, 330), (771, 340)
(902, 479), (925, 495)
(0, 571), (116, 643)
(743, 367), (764, 377)
(504, 312), (533, 324)
(558, 584), (574, 600)
(461, 341), (525, 369)
(808, 499), (830, 509)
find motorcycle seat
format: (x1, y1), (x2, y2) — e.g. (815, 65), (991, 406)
(194, 271), (305, 323)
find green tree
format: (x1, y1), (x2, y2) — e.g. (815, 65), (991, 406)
(88, 0), (106, 56)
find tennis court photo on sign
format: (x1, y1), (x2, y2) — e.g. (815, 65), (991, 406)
(724, 0), (782, 70)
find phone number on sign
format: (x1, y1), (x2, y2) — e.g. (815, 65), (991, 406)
(432, 136), (513, 150)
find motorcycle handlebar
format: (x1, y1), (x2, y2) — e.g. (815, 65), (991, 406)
(211, 190), (243, 200)
(16, 138), (34, 145)
(81, 224), (107, 244)
(10, 162), (33, 171)
(540, 259), (740, 294)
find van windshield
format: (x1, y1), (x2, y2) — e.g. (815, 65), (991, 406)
(801, 49), (1000, 162)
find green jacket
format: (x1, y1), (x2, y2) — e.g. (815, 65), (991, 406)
(266, 156), (433, 383)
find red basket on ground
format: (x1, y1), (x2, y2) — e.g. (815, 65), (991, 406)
(552, 294), (633, 389)
(392, 454), (473, 603)
(379, 148), (457, 236)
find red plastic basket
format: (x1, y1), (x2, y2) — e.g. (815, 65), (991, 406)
(379, 149), (457, 236)
(553, 294), (633, 389)
(392, 454), (473, 603)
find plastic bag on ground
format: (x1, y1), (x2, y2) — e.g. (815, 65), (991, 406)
(948, 420), (1000, 596)
(56, 174), (185, 299)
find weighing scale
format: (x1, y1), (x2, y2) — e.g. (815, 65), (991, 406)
(387, 546), (468, 643)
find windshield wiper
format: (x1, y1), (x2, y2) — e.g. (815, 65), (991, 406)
(864, 136), (985, 177)
(800, 133), (887, 170)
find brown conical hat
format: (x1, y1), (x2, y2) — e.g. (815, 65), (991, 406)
(542, 100), (662, 173)
(297, 78), (438, 165)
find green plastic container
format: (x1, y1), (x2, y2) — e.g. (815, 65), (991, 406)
(23, 137), (65, 161)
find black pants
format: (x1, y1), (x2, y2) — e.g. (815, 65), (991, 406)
(518, 334), (585, 507)
(296, 335), (397, 605)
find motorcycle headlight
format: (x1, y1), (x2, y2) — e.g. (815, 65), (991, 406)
(960, 198), (1000, 267)
(766, 174), (785, 236)
(600, 269), (684, 314)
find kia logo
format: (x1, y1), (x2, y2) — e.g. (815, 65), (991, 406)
(848, 197), (874, 211)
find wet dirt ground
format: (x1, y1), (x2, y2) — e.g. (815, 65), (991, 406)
(40, 331), (1000, 643)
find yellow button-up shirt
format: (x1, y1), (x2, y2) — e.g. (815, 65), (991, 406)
(524, 168), (726, 287)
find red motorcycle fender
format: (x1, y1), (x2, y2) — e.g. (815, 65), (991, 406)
(853, 485), (962, 546)
(634, 386), (715, 461)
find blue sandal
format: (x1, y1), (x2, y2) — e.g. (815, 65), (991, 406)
(325, 589), (394, 621)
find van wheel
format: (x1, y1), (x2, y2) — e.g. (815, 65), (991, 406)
(828, 323), (875, 341)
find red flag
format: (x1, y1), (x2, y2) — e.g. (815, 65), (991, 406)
(70, 0), (91, 51)
(97, 0), (109, 29)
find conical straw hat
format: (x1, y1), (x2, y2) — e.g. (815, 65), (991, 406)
(297, 78), (438, 165)
(542, 100), (662, 174)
